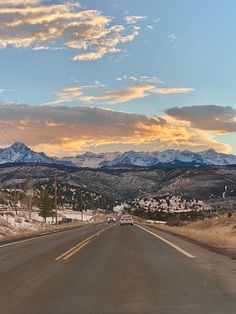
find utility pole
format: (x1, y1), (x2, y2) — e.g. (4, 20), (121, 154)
(55, 174), (58, 224)
(28, 179), (33, 220)
(91, 195), (94, 211)
(80, 190), (83, 221)
(101, 196), (103, 211)
(80, 190), (83, 211)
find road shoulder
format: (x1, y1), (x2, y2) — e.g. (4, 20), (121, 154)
(139, 222), (236, 260)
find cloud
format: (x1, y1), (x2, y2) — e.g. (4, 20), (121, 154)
(124, 15), (146, 24)
(0, 104), (229, 156)
(154, 18), (161, 23)
(43, 84), (102, 106)
(153, 87), (194, 95)
(166, 105), (236, 133)
(90, 85), (194, 104)
(86, 85), (157, 104)
(0, 0), (41, 5)
(0, 89), (4, 95)
(168, 33), (177, 42)
(0, 1), (139, 61)
(117, 75), (165, 84)
(46, 84), (194, 105)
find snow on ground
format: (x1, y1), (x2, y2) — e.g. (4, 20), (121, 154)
(113, 203), (130, 214)
(29, 210), (93, 223)
(0, 214), (44, 238)
(135, 196), (212, 213)
(0, 209), (95, 239)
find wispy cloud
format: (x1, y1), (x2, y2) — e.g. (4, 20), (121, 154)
(86, 85), (194, 104)
(124, 15), (146, 24)
(0, 0), (41, 5)
(117, 75), (165, 84)
(0, 1), (139, 61)
(45, 83), (194, 106)
(0, 89), (4, 95)
(43, 84), (102, 106)
(0, 104), (229, 156)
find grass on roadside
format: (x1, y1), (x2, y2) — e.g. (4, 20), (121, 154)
(145, 214), (236, 249)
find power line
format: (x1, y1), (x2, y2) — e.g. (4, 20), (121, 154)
(0, 126), (17, 147)
(0, 129), (10, 146)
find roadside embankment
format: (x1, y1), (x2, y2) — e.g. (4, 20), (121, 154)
(0, 215), (90, 244)
(144, 214), (236, 249)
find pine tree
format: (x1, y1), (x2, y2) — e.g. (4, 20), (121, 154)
(39, 190), (54, 223)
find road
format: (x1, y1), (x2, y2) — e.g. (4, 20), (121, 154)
(1, 222), (236, 314)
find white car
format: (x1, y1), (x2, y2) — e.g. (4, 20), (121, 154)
(107, 217), (116, 223)
(120, 215), (133, 226)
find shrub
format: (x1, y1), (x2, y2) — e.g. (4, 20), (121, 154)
(167, 216), (181, 226)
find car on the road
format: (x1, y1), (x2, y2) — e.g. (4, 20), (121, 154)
(107, 217), (116, 223)
(120, 215), (133, 226)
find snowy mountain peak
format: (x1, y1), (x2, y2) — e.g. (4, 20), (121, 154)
(205, 148), (217, 153)
(0, 142), (76, 167)
(11, 142), (28, 150)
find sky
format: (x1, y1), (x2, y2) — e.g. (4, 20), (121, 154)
(0, 0), (236, 156)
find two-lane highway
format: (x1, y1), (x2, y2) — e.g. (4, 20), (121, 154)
(1, 223), (236, 314)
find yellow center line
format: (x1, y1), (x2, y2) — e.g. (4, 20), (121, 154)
(55, 224), (114, 261)
(62, 240), (91, 260)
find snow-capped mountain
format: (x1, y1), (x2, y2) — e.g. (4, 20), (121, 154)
(66, 149), (236, 168)
(1, 142), (236, 168)
(0, 142), (75, 167)
(105, 150), (207, 167)
(63, 151), (121, 168)
(105, 151), (161, 167)
(199, 149), (236, 165)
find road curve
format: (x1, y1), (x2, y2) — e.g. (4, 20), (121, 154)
(1, 223), (236, 314)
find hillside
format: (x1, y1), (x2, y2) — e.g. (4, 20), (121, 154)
(1, 163), (236, 202)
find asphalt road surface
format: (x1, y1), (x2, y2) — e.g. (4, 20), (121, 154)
(1, 222), (236, 314)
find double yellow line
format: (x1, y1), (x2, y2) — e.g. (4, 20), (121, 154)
(55, 225), (114, 261)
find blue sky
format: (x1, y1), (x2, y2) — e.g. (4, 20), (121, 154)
(0, 0), (236, 156)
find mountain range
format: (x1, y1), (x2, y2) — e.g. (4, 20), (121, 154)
(1, 142), (236, 168)
(64, 148), (236, 168)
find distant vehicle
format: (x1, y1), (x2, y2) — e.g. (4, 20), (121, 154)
(59, 218), (73, 224)
(107, 217), (116, 223)
(120, 215), (133, 226)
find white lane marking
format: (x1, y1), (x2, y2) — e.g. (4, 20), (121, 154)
(135, 224), (195, 258)
(0, 225), (90, 249)
(0, 233), (62, 249)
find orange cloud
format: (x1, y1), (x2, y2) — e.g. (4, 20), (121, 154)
(0, 2), (138, 61)
(1, 0), (41, 5)
(0, 104), (230, 156)
(45, 84), (194, 105)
